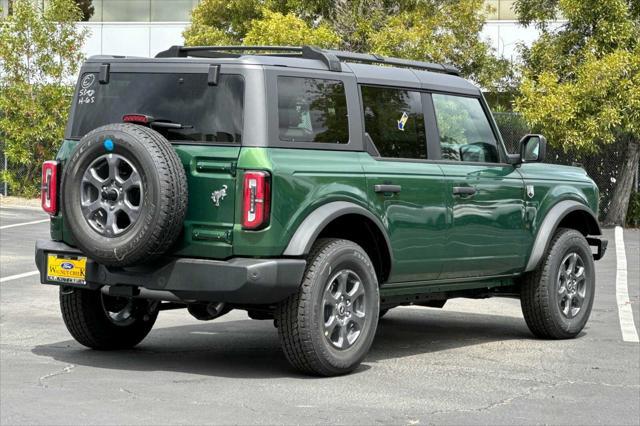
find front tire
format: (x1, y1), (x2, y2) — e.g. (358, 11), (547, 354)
(520, 228), (595, 339)
(276, 238), (380, 376)
(60, 287), (158, 349)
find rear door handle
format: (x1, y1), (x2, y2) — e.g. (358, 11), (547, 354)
(374, 184), (402, 193)
(452, 186), (477, 196)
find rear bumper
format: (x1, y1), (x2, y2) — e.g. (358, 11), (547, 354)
(35, 240), (306, 304)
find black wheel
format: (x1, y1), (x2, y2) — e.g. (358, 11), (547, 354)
(60, 287), (158, 349)
(520, 228), (595, 339)
(276, 238), (379, 376)
(61, 123), (187, 266)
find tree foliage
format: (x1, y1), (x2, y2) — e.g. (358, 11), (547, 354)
(183, 0), (511, 90)
(244, 9), (340, 47)
(515, 0), (639, 147)
(74, 0), (95, 21)
(0, 0), (86, 197)
(514, 0), (640, 225)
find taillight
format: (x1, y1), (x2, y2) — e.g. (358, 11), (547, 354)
(122, 114), (152, 125)
(242, 171), (270, 230)
(41, 160), (59, 215)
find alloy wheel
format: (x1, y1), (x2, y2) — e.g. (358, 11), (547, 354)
(322, 269), (367, 350)
(557, 252), (587, 319)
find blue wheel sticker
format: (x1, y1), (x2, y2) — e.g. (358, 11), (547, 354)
(103, 139), (114, 151)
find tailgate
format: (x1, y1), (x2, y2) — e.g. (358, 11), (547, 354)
(171, 144), (240, 259)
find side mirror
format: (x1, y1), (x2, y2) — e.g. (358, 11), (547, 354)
(510, 134), (547, 165)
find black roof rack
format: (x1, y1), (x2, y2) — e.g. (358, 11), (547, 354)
(155, 45), (460, 76)
(325, 49), (460, 75)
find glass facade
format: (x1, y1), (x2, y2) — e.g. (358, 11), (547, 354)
(1, 0), (563, 22)
(88, 0), (199, 22)
(485, 0), (518, 20)
(1, 0), (9, 17)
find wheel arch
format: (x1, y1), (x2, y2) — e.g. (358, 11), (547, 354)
(283, 201), (393, 283)
(525, 200), (601, 272)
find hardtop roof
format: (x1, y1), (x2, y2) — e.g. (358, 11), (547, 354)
(85, 46), (480, 95)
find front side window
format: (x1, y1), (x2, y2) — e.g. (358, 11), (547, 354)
(361, 86), (426, 159)
(71, 72), (244, 143)
(432, 94), (499, 163)
(277, 76), (349, 144)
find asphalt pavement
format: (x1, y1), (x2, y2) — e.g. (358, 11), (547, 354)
(1, 205), (639, 425)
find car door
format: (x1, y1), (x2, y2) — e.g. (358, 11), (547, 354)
(359, 85), (448, 283)
(429, 93), (527, 278)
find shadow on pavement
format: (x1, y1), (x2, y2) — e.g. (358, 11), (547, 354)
(32, 309), (532, 379)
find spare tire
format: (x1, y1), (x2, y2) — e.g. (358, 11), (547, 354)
(61, 123), (188, 266)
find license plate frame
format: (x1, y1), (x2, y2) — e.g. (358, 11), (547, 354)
(46, 253), (87, 285)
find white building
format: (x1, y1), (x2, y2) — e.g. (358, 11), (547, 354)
(1, 0), (549, 60)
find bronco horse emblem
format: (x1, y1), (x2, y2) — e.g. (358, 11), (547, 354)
(211, 185), (228, 207)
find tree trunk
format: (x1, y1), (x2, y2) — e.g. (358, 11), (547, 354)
(603, 139), (640, 227)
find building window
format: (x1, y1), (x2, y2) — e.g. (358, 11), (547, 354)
(101, 0), (149, 22)
(84, 0), (198, 22)
(1, 0), (11, 17)
(485, 0), (517, 20)
(151, 0), (197, 21)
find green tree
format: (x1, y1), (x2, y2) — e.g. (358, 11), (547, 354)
(243, 9), (340, 47)
(183, 0), (511, 91)
(75, 0), (95, 21)
(0, 0), (86, 197)
(514, 0), (640, 225)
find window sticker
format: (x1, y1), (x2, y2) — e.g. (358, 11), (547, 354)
(397, 111), (409, 131)
(78, 74), (96, 105)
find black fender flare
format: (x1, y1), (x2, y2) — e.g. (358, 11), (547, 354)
(524, 200), (601, 272)
(283, 201), (393, 262)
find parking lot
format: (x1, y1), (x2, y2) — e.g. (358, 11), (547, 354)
(1, 204), (638, 425)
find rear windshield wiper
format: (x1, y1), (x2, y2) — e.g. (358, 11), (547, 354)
(151, 120), (193, 130)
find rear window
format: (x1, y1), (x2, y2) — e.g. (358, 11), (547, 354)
(277, 76), (349, 144)
(70, 72), (244, 143)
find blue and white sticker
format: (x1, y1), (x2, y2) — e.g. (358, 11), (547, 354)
(397, 111), (409, 131)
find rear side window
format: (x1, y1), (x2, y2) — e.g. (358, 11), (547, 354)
(361, 86), (426, 159)
(70, 73), (244, 143)
(277, 76), (349, 144)
(432, 94), (499, 163)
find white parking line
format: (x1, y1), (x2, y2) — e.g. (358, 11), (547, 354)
(0, 270), (40, 283)
(615, 226), (639, 343)
(0, 219), (48, 230)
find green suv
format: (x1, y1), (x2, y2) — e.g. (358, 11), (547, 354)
(35, 46), (607, 376)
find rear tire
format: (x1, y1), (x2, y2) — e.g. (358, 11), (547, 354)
(276, 238), (379, 376)
(60, 287), (158, 349)
(520, 228), (595, 339)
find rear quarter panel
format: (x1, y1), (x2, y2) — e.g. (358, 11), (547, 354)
(232, 147), (369, 257)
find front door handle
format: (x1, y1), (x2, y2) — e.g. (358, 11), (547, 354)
(374, 184), (402, 193)
(452, 186), (477, 196)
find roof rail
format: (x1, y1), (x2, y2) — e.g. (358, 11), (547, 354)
(324, 49), (460, 75)
(154, 45), (459, 76)
(156, 45), (342, 71)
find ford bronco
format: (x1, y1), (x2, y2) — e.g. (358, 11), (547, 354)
(35, 46), (607, 376)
